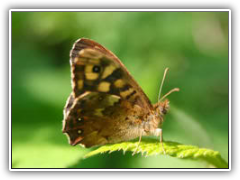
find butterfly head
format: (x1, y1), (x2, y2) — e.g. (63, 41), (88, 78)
(157, 99), (170, 115)
(151, 99), (169, 128)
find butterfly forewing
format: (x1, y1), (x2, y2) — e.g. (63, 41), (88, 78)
(70, 38), (152, 111)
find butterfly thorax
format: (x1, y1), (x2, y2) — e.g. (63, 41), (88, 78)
(142, 99), (169, 136)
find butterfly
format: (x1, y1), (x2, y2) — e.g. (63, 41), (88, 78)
(62, 38), (179, 149)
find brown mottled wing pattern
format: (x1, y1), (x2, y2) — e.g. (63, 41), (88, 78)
(63, 92), (145, 147)
(63, 38), (153, 147)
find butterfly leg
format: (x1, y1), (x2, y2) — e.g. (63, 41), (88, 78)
(155, 128), (166, 154)
(132, 130), (143, 155)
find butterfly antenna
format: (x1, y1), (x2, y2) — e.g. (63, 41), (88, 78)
(158, 68), (180, 102)
(158, 68), (169, 101)
(159, 88), (180, 102)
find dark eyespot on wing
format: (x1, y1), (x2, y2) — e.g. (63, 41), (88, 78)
(92, 65), (101, 73)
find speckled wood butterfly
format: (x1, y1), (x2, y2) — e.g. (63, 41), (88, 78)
(62, 38), (179, 149)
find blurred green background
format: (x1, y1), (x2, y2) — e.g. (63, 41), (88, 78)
(11, 11), (229, 168)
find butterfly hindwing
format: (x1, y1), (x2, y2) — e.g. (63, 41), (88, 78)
(63, 92), (144, 147)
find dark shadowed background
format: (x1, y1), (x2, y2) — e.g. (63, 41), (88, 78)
(11, 11), (229, 168)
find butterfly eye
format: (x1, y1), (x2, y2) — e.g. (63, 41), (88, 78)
(92, 65), (101, 73)
(159, 106), (167, 115)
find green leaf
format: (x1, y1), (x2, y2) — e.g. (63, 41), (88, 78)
(84, 139), (228, 168)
